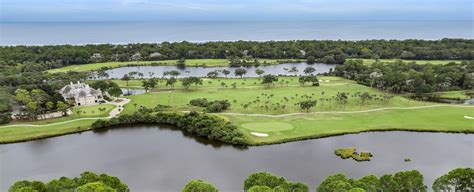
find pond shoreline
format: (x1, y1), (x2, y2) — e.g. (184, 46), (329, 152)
(1, 120), (473, 145)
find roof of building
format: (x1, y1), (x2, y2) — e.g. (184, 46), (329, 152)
(60, 81), (102, 99)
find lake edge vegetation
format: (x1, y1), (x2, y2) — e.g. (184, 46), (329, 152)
(10, 168), (473, 192)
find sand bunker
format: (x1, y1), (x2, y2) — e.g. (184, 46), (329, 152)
(250, 132), (269, 137)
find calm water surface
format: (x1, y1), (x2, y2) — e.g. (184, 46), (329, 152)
(101, 63), (335, 79)
(1, 126), (472, 191)
(1, 21), (472, 45)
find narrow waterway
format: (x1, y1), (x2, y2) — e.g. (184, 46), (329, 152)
(98, 63), (335, 79)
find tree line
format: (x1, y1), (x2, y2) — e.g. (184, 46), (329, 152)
(334, 59), (474, 94)
(183, 168), (472, 192)
(8, 171), (129, 192)
(11, 168), (472, 191)
(91, 109), (246, 145)
(1, 39), (472, 71)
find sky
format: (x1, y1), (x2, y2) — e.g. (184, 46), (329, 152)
(0, 0), (472, 22)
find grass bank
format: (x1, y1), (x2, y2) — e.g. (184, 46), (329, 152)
(229, 106), (474, 145)
(47, 59), (297, 73)
(350, 59), (466, 65)
(0, 104), (115, 144)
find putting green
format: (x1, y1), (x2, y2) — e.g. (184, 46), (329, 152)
(241, 122), (294, 132)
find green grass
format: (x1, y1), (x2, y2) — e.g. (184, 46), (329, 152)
(1, 76), (473, 145)
(72, 104), (115, 117)
(350, 59), (467, 65)
(436, 91), (471, 100)
(122, 76), (427, 115)
(0, 119), (97, 143)
(0, 104), (115, 143)
(227, 106), (474, 145)
(241, 122), (295, 132)
(47, 58), (293, 73)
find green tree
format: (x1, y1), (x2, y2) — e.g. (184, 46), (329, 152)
(349, 188), (366, 192)
(222, 69), (231, 77)
(356, 175), (380, 191)
(303, 66), (316, 75)
(56, 101), (69, 116)
(296, 100), (317, 112)
(307, 56), (316, 64)
(393, 170), (427, 192)
(181, 77), (203, 89)
(261, 75), (278, 87)
(235, 68), (248, 78)
(166, 77), (177, 88)
(244, 172), (286, 191)
(317, 174), (353, 192)
(432, 168), (473, 192)
(298, 75), (319, 86)
(182, 180), (218, 192)
(142, 78), (158, 92)
(256, 69), (265, 77)
(8, 180), (47, 192)
(121, 74), (131, 86)
(288, 67), (299, 76)
(76, 182), (116, 192)
(177, 58), (186, 68)
(248, 186), (274, 192)
(45, 101), (55, 111)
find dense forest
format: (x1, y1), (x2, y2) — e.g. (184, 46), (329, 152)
(334, 60), (474, 93)
(1, 39), (472, 71)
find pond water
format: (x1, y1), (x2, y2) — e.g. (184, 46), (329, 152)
(100, 63), (335, 79)
(1, 126), (472, 191)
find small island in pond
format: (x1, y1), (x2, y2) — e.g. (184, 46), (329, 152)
(335, 148), (373, 162)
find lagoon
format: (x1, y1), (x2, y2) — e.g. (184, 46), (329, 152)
(1, 126), (472, 191)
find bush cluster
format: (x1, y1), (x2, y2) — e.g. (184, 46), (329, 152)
(9, 171), (129, 192)
(189, 98), (231, 113)
(91, 111), (246, 145)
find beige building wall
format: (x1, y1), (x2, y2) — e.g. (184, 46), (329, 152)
(75, 96), (98, 106)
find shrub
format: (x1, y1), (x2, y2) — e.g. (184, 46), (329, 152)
(182, 180), (219, 192)
(189, 98), (231, 113)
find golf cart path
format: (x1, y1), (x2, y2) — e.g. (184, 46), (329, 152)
(217, 104), (474, 118)
(0, 98), (130, 128)
(1, 104), (471, 128)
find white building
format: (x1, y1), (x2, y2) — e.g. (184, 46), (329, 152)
(60, 82), (104, 106)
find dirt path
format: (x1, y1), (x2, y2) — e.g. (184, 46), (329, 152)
(0, 98), (130, 128)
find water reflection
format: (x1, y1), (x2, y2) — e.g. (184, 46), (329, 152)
(99, 63), (335, 79)
(1, 126), (472, 192)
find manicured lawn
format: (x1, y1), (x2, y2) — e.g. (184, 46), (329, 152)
(226, 106), (474, 144)
(0, 104), (115, 143)
(351, 59), (466, 65)
(72, 104), (115, 117)
(122, 76), (427, 115)
(436, 90), (471, 100)
(241, 122), (295, 132)
(0, 119), (97, 143)
(111, 76), (348, 89)
(47, 58), (294, 73)
(2, 76), (472, 145)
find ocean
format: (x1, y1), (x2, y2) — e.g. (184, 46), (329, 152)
(0, 20), (472, 45)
